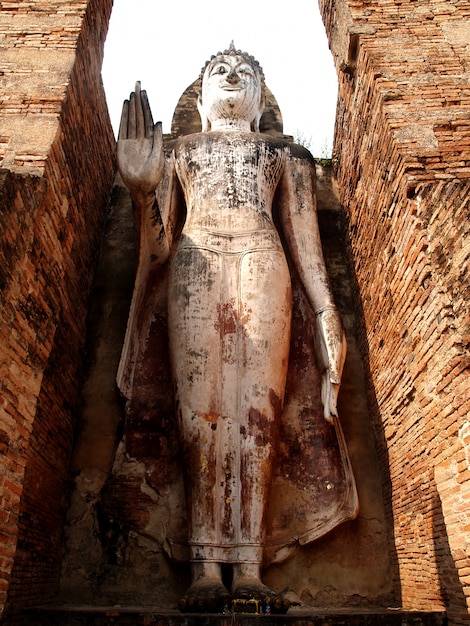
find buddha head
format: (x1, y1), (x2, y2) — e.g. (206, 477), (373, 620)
(198, 43), (266, 132)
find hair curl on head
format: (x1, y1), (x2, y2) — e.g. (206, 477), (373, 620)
(197, 42), (265, 92)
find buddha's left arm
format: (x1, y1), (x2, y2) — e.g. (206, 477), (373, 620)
(277, 145), (347, 421)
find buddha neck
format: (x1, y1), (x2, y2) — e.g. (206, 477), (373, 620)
(210, 118), (251, 132)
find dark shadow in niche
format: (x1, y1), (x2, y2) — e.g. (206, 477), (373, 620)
(336, 184), (402, 607)
(432, 491), (465, 624)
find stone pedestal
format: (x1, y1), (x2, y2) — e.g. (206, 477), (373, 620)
(20, 606), (446, 626)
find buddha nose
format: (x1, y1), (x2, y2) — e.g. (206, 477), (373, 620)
(226, 69), (240, 84)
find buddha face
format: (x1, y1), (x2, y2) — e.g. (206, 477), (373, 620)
(199, 54), (264, 130)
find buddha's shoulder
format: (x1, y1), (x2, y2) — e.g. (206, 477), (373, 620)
(168, 132), (315, 164)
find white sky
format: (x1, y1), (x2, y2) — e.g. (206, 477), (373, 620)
(101, 0), (338, 157)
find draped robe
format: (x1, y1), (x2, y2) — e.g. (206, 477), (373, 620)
(117, 130), (358, 565)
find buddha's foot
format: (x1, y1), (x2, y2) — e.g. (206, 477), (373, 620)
(178, 577), (231, 613)
(232, 576), (291, 614)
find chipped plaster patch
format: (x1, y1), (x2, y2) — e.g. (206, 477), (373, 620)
(394, 123), (438, 151)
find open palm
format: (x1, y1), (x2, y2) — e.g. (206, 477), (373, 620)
(117, 82), (164, 195)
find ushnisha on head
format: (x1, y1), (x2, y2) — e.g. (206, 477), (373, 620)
(197, 43), (266, 132)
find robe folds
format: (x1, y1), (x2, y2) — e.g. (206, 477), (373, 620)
(116, 132), (358, 565)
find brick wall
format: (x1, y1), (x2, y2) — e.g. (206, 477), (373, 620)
(319, 0), (470, 622)
(0, 0), (115, 619)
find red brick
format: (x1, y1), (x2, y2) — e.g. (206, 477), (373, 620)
(319, 0), (470, 617)
(0, 0), (115, 616)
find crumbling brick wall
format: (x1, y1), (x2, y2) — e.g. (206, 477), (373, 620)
(0, 0), (114, 618)
(319, 0), (470, 622)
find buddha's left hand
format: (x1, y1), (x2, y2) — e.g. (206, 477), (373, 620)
(314, 308), (347, 422)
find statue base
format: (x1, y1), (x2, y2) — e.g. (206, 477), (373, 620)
(20, 605), (446, 626)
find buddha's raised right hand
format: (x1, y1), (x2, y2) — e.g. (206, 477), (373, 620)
(117, 81), (164, 197)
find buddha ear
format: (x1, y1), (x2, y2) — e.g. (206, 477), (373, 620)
(197, 95), (209, 132)
(253, 92), (265, 132)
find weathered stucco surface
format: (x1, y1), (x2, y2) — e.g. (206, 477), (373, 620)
(0, 0), (468, 621)
(60, 161), (390, 609)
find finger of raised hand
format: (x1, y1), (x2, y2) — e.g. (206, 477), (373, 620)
(134, 81), (145, 138)
(141, 89), (154, 138)
(153, 121), (163, 152)
(128, 91), (137, 139)
(118, 99), (130, 140)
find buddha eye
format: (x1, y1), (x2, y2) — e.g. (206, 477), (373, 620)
(216, 65), (227, 74)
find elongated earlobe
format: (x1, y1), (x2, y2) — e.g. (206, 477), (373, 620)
(253, 94), (265, 132)
(197, 95), (209, 132)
